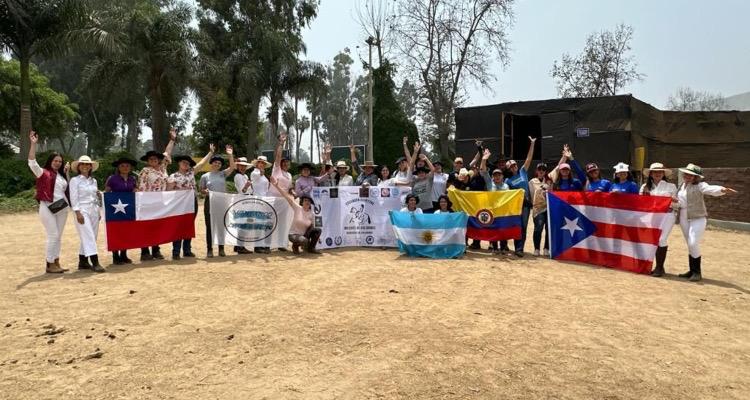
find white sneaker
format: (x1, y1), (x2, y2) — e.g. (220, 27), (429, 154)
(543, 249), (550, 256)
(533, 249), (540, 256)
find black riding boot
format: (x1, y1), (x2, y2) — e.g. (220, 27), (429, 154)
(89, 255), (106, 273)
(689, 256), (702, 282)
(78, 254), (92, 270)
(678, 256), (694, 278)
(651, 246), (667, 277)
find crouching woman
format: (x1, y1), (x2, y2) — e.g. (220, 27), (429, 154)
(270, 176), (322, 254)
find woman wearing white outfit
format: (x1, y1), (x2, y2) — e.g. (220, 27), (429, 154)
(27, 131), (70, 273)
(674, 164), (737, 281)
(640, 162), (677, 277)
(249, 155), (272, 253)
(69, 156), (105, 272)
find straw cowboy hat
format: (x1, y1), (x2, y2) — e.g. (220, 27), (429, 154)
(613, 162), (630, 173)
(71, 155), (99, 172)
(643, 162), (672, 178)
(250, 155), (272, 169)
(335, 160), (350, 170)
(362, 161), (377, 168)
(679, 163), (704, 178)
(235, 157), (252, 167)
(458, 168), (473, 178)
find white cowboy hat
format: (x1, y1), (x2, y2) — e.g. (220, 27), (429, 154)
(679, 163), (704, 178)
(71, 155), (99, 172)
(458, 167), (473, 178)
(335, 160), (350, 170)
(250, 155), (272, 169)
(235, 157), (252, 167)
(613, 162), (630, 174)
(643, 162), (672, 178)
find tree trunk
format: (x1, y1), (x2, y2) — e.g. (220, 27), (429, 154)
(149, 70), (166, 151)
(18, 57), (32, 159)
(246, 95), (261, 157)
(437, 117), (454, 166)
(310, 110), (315, 163)
(127, 113), (139, 154)
(294, 97), (300, 162)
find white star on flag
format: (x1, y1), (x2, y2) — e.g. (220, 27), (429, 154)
(561, 216), (583, 236)
(111, 199), (129, 214)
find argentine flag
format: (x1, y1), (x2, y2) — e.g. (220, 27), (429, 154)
(389, 211), (469, 259)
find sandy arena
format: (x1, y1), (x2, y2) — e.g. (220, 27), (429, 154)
(0, 209), (749, 399)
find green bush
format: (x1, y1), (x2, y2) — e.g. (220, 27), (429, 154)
(0, 189), (37, 214)
(0, 158), (36, 196)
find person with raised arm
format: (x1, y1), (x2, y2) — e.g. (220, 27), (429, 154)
(167, 143), (216, 259)
(551, 145), (584, 191)
(27, 130), (70, 273)
(410, 148), (436, 212)
(270, 176), (322, 254)
(199, 144), (236, 258)
(137, 128), (177, 261)
(479, 148), (509, 253)
(268, 131), (293, 197)
(350, 144), (378, 186)
(392, 137), (414, 186)
(504, 136), (537, 257)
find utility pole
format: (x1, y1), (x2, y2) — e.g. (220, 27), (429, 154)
(365, 36), (377, 162)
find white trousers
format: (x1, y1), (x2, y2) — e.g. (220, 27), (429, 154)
(39, 203), (68, 263)
(658, 212), (676, 247)
(74, 206), (100, 256)
(679, 210), (706, 258)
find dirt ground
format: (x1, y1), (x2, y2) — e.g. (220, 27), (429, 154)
(0, 209), (749, 400)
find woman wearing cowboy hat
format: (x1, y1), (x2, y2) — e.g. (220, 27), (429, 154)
(349, 144), (379, 186)
(232, 155), (254, 255)
(199, 145), (236, 258)
(105, 155), (138, 265)
(270, 176), (322, 254)
(294, 162), (328, 197)
(332, 160), (354, 186)
(249, 154), (272, 254)
(640, 162), (678, 277)
(167, 145), (216, 259)
(27, 130), (71, 273)
(137, 128), (176, 261)
(69, 155), (105, 272)
(675, 164), (737, 281)
(610, 162), (639, 194)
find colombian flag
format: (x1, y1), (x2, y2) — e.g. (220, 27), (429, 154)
(447, 188), (524, 241)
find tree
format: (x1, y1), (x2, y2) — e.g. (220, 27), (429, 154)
(355, 0), (396, 65)
(371, 60), (418, 165)
(666, 87), (729, 111)
(396, 78), (418, 122)
(394, 0), (514, 165)
(303, 63), (328, 161)
(551, 23), (644, 98)
(320, 48), (362, 146)
(0, 0), (113, 158)
(281, 104), (296, 154)
(0, 59), (78, 153)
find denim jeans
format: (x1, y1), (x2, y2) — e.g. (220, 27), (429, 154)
(532, 211), (548, 251)
(513, 205), (531, 253)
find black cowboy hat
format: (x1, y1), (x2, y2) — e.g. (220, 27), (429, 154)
(111, 156), (137, 168)
(140, 150), (165, 162)
(173, 155), (196, 167)
(209, 155), (225, 166)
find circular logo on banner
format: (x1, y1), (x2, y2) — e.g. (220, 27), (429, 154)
(224, 197), (278, 242)
(365, 236), (375, 245)
(475, 209), (495, 226)
(325, 237), (333, 246)
(335, 236), (343, 245)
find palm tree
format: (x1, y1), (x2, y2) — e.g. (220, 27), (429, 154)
(0, 0), (114, 158)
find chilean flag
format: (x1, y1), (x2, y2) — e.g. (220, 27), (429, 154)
(104, 191), (196, 251)
(548, 191), (672, 274)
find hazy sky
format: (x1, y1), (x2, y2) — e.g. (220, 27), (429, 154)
(303, 0), (750, 108)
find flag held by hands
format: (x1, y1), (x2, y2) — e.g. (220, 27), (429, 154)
(389, 211), (469, 259)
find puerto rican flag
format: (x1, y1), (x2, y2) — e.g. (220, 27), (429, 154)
(104, 191), (196, 251)
(547, 191), (672, 274)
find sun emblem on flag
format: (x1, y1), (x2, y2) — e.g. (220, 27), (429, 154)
(476, 209), (494, 226)
(421, 230), (434, 244)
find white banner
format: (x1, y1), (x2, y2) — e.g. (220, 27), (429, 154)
(209, 192), (293, 248)
(312, 186), (410, 249)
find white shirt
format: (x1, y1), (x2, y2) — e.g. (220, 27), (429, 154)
(640, 180), (677, 197)
(69, 175), (99, 211)
(28, 159), (67, 202)
(431, 172), (448, 202)
(234, 173), (250, 194)
(677, 182), (724, 209)
(394, 168), (413, 186)
(250, 168), (269, 196)
(400, 207), (423, 214)
(337, 174), (354, 187)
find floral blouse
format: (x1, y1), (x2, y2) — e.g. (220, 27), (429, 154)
(167, 169), (196, 191)
(138, 166), (168, 192)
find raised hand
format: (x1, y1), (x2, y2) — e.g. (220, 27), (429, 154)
(475, 140), (483, 147)
(63, 162), (70, 174)
(29, 130), (38, 144)
(418, 153), (427, 161)
(529, 135), (537, 143)
(562, 144), (572, 159)
(169, 127), (177, 141)
(482, 148), (491, 160)
(225, 144), (233, 155)
(403, 137), (408, 145)
(413, 141), (421, 151)
(209, 143), (216, 153)
(278, 132), (288, 143)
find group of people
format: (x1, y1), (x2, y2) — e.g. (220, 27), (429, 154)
(28, 129), (737, 282)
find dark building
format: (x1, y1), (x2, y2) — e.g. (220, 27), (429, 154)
(454, 95), (750, 174)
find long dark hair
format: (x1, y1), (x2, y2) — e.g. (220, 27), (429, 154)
(437, 195), (453, 212)
(42, 152), (67, 180)
(613, 171), (634, 184)
(645, 174), (670, 192)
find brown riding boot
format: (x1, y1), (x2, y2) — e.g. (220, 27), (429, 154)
(651, 246), (667, 277)
(46, 261), (65, 274)
(53, 258), (68, 272)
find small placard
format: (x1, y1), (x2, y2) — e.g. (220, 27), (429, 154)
(576, 128), (590, 138)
